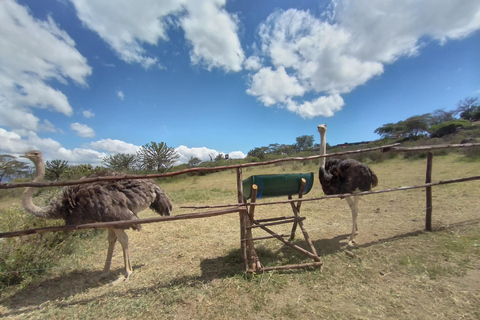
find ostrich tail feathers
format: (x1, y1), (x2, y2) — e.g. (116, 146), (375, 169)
(150, 187), (173, 216)
(370, 170), (378, 188)
(367, 167), (378, 188)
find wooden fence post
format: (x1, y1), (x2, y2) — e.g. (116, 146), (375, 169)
(425, 152), (433, 231)
(236, 168), (248, 271)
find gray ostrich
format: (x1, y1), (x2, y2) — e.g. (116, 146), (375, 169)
(317, 125), (378, 246)
(20, 150), (172, 282)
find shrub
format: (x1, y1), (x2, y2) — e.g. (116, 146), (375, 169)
(463, 146), (480, 159)
(0, 205), (101, 288)
(429, 120), (471, 138)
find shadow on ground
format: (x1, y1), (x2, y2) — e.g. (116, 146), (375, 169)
(2, 218), (479, 318)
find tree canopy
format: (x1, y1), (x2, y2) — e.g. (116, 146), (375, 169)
(375, 97), (479, 140)
(456, 97), (480, 122)
(102, 153), (137, 172)
(0, 155), (30, 182)
(295, 135), (314, 152)
(137, 142), (179, 172)
(45, 159), (69, 181)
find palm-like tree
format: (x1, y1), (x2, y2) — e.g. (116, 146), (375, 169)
(0, 154), (30, 182)
(137, 142), (179, 172)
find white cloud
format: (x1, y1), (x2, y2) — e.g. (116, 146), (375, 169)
(228, 151), (247, 159)
(69, 0), (244, 72)
(244, 56), (262, 71)
(0, 128), (62, 155)
(0, 98), (40, 131)
(335, 0), (480, 63)
(247, 1), (480, 118)
(90, 139), (140, 154)
(39, 119), (57, 133)
(247, 67), (305, 106)
(70, 123), (95, 138)
(0, 127), (105, 166)
(0, 0), (92, 131)
(286, 94), (344, 119)
(56, 147), (106, 165)
(1, 126), (245, 167)
(117, 90), (125, 100)
(181, 1), (245, 71)
(175, 145), (246, 164)
(175, 145), (220, 164)
(83, 110), (95, 118)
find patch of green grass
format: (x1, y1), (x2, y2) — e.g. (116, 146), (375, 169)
(396, 228), (479, 280)
(0, 206), (101, 288)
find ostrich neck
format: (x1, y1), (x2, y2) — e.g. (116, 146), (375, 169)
(319, 131), (326, 169)
(22, 159), (49, 218)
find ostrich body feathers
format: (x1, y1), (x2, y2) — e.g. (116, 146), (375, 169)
(44, 172), (172, 230)
(319, 158), (378, 196)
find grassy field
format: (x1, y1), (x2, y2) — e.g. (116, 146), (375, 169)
(0, 154), (479, 319)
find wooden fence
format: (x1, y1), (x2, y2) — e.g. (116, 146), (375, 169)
(1, 142), (479, 272)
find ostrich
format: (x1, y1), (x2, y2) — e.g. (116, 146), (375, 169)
(20, 150), (172, 282)
(317, 124), (378, 246)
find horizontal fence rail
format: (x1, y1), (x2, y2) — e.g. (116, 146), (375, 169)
(182, 175), (480, 210)
(2, 175), (479, 239)
(1, 143), (479, 240)
(0, 207), (242, 239)
(2, 142), (479, 190)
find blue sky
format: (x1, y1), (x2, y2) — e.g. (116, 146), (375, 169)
(1, 0), (479, 165)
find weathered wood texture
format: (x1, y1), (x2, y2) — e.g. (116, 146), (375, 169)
(183, 175), (480, 210)
(0, 207), (241, 239)
(236, 167), (249, 271)
(425, 152), (433, 231)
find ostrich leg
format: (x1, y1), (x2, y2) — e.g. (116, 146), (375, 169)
(101, 228), (117, 278)
(114, 229), (133, 280)
(345, 196), (359, 246)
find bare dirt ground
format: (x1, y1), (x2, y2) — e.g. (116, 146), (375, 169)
(1, 154), (479, 319)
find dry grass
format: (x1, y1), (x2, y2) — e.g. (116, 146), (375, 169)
(1, 154), (479, 319)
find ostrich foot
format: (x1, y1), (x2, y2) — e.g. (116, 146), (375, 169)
(347, 240), (357, 248)
(109, 269), (132, 285)
(110, 275), (129, 286)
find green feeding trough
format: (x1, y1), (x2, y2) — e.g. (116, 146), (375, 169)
(242, 173), (315, 200)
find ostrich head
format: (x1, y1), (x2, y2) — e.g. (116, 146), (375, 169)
(20, 150), (44, 167)
(317, 124), (327, 135)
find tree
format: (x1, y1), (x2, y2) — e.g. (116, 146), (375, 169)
(375, 114), (430, 140)
(277, 144), (296, 155)
(268, 143), (280, 154)
(430, 109), (455, 125)
(374, 123), (402, 139)
(0, 155), (30, 182)
(456, 97), (480, 122)
(215, 154), (225, 162)
(102, 153), (137, 172)
(188, 157), (202, 168)
(63, 164), (95, 180)
(45, 159), (69, 181)
(400, 114), (430, 138)
(247, 147), (269, 160)
(137, 141), (179, 172)
(295, 135), (314, 152)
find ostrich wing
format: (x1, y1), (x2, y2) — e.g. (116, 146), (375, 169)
(62, 178), (168, 229)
